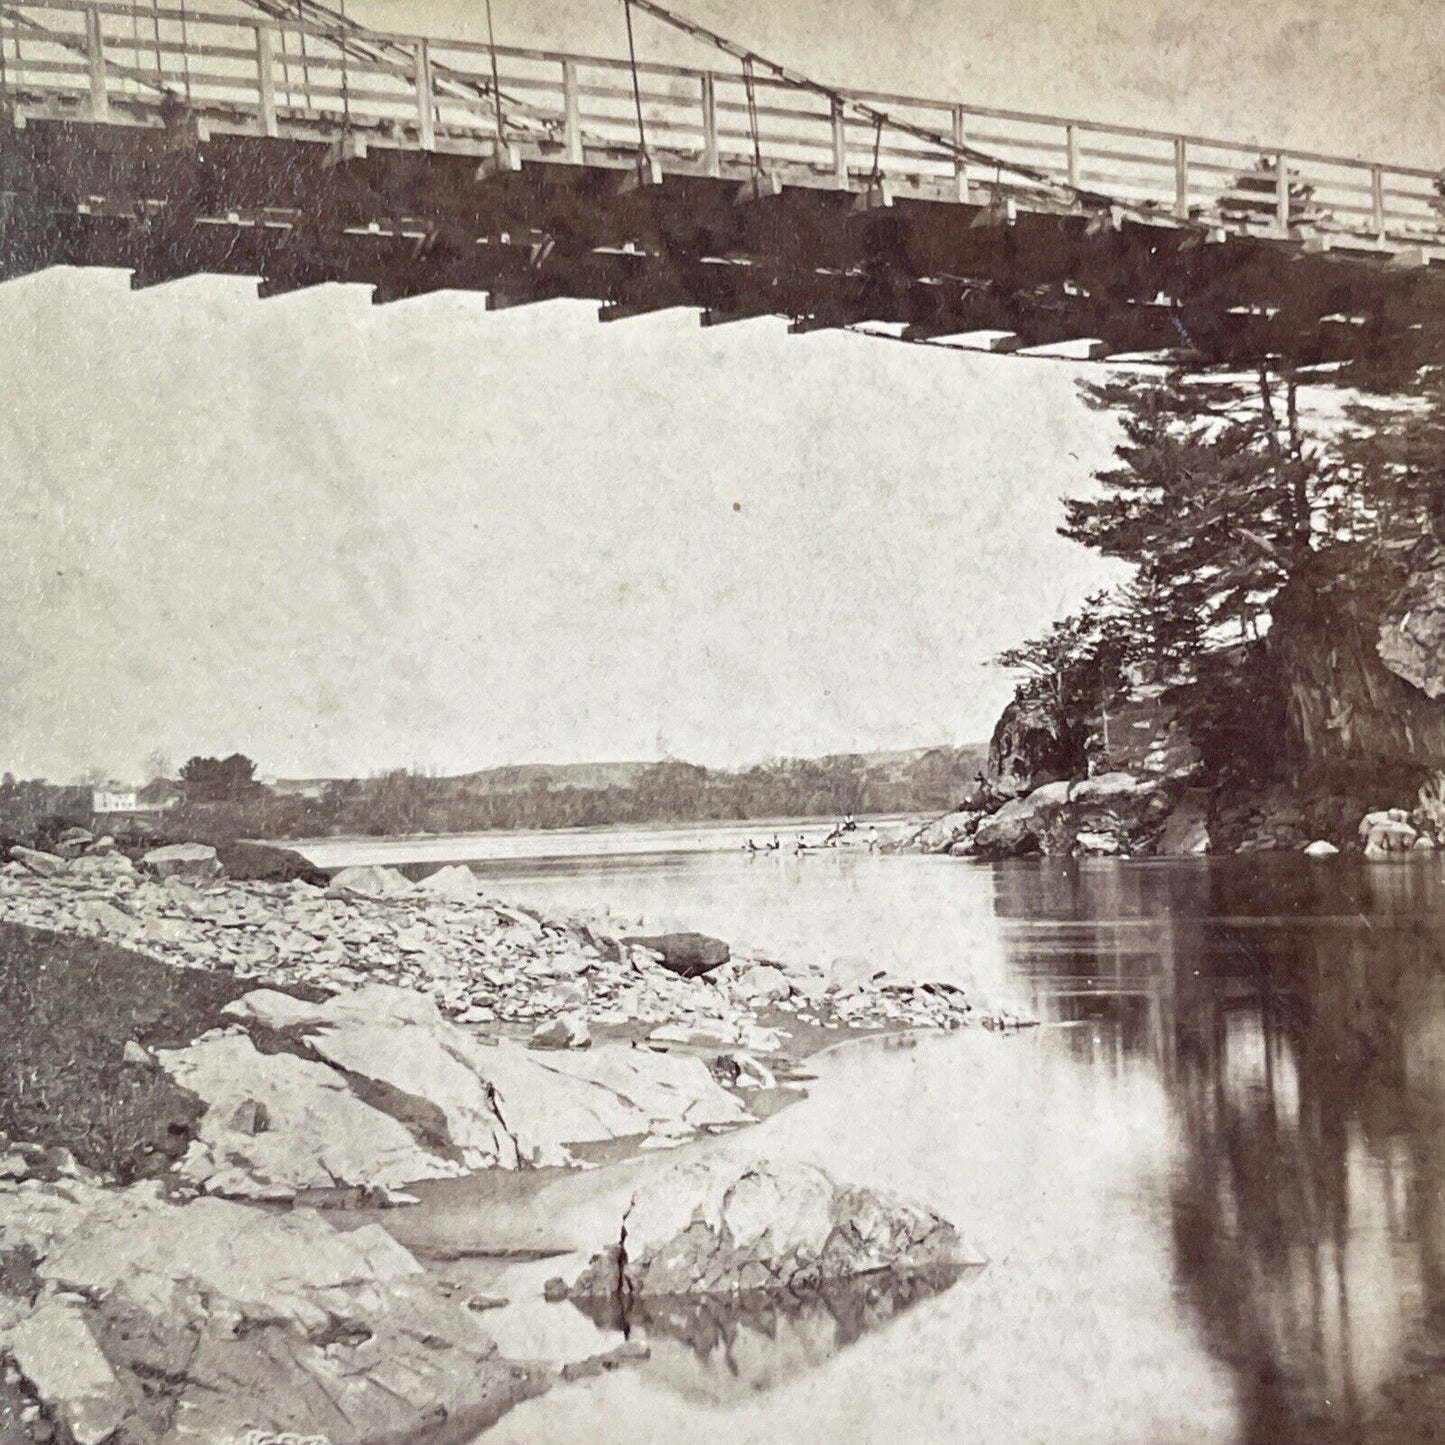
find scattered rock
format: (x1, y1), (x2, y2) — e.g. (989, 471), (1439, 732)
(69, 852), (135, 880)
(9, 847), (67, 879)
(1304, 839), (1340, 858)
(570, 1154), (980, 1299)
(141, 843), (220, 881)
(53, 828), (94, 858)
(1158, 793), (1211, 856)
(72, 899), (138, 938)
(328, 864), (414, 899)
(1359, 808), (1417, 859)
(416, 864), (482, 900)
(542, 1277), (569, 1303)
(733, 962), (791, 1005)
(3, 1302), (130, 1445)
(560, 1340), (650, 1381)
(528, 1013), (591, 1050)
(121, 1040), (151, 1066)
(621, 932), (730, 978)
(466, 1294), (508, 1312)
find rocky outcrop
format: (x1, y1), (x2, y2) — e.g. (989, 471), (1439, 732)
(159, 984), (754, 1190)
(0, 1175), (546, 1442)
(621, 932), (730, 978)
(986, 695), (1075, 799)
(1377, 548), (1445, 699)
(1272, 546), (1445, 784)
(970, 772), (1175, 858)
(569, 1154), (979, 1300)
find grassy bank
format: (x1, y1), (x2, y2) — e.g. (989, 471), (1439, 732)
(0, 924), (254, 1182)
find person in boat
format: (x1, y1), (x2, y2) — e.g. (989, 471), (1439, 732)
(745, 838), (760, 854)
(795, 833), (809, 854)
(844, 813), (857, 832)
(867, 824), (880, 851)
(768, 834), (781, 852)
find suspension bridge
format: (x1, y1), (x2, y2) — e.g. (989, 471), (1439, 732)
(1, 0), (1442, 365)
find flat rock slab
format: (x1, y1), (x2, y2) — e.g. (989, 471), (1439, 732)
(0, 1177), (543, 1443)
(156, 1031), (465, 1198)
(141, 844), (220, 881)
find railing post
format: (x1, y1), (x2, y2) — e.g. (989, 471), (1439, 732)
(414, 39), (434, 150)
(1275, 151), (1291, 233)
(256, 26), (278, 137)
(562, 59), (582, 164)
(1173, 137), (1189, 218)
(1065, 123), (1079, 190)
(1370, 165), (1386, 240)
(831, 98), (848, 189)
(85, 5), (109, 121)
(952, 104), (968, 202)
(700, 72), (718, 177)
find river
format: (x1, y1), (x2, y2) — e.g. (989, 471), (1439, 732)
(299, 828), (1445, 1444)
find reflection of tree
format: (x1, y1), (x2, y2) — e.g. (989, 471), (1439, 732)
(1161, 860), (1445, 1444)
(569, 1267), (977, 1405)
(988, 854), (1445, 1441)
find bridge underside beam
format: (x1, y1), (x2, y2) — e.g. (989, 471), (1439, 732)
(2, 120), (1440, 367)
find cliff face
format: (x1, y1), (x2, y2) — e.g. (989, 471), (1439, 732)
(986, 696), (1076, 799)
(1270, 544), (1445, 787)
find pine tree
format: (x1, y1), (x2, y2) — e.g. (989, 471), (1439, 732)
(1064, 365), (1325, 644)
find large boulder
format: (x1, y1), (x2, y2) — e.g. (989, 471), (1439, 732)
(986, 695), (1075, 799)
(214, 840), (329, 886)
(141, 843), (219, 881)
(570, 1154), (978, 1299)
(622, 931), (730, 977)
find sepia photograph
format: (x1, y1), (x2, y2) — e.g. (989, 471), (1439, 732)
(1, 0), (1444, 1440)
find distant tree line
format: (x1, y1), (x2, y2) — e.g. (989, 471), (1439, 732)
(0, 746), (988, 850)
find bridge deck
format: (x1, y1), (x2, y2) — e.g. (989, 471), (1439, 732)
(2, 0), (1443, 364)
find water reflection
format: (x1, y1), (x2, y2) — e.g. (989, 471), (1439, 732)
(994, 855), (1445, 1444)
(568, 1267), (980, 1405)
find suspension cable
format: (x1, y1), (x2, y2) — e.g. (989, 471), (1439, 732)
(129, 1), (139, 98)
(619, 0), (1134, 214)
(338, 0), (348, 127)
(177, 0), (191, 100)
(483, 0), (505, 142)
(150, 0), (162, 88)
(741, 56), (762, 174)
(622, 0), (649, 170)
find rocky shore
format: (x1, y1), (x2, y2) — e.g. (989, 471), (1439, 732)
(0, 838), (1000, 1445)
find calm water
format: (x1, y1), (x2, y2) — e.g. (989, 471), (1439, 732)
(302, 832), (1445, 1443)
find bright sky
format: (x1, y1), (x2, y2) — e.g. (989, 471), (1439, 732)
(2, 0), (1439, 782)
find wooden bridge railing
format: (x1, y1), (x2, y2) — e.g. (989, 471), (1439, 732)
(2, 0), (1443, 253)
